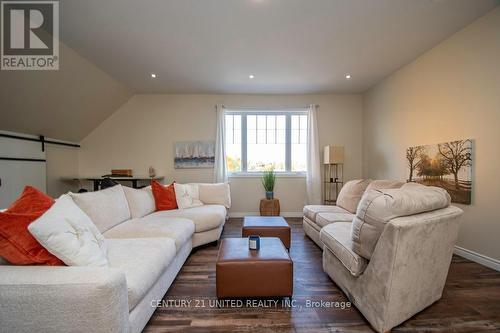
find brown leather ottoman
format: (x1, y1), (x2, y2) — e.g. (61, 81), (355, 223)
(242, 216), (291, 249)
(216, 237), (293, 298)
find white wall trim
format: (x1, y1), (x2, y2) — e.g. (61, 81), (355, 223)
(229, 211), (303, 218)
(454, 246), (500, 272)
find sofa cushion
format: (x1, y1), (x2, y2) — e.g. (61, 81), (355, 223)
(149, 205), (226, 233)
(122, 186), (155, 218)
(104, 216), (194, 251)
(352, 182), (451, 260)
(174, 183), (203, 209)
(336, 179), (372, 213)
(198, 183), (231, 208)
(366, 179), (404, 191)
(70, 185), (131, 233)
(320, 222), (367, 277)
(315, 211), (354, 228)
(303, 205), (351, 222)
(28, 195), (108, 267)
(106, 238), (176, 311)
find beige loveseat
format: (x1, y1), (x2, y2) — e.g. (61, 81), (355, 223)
(303, 179), (403, 247)
(303, 180), (463, 333)
(0, 183), (230, 333)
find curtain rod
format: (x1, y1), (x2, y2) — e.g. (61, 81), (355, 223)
(216, 105), (319, 110)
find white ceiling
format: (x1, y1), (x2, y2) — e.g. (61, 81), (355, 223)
(61, 0), (498, 94)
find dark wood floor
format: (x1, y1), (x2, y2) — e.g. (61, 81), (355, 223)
(144, 218), (500, 333)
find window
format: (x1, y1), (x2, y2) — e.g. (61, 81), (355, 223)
(225, 110), (308, 174)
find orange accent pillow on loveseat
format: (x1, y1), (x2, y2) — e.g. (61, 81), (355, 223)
(0, 186), (64, 265)
(151, 180), (178, 211)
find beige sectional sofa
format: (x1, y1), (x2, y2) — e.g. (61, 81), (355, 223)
(0, 183), (230, 333)
(303, 180), (463, 333)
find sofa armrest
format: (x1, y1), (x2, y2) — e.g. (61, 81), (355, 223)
(364, 205), (463, 332)
(0, 266), (129, 333)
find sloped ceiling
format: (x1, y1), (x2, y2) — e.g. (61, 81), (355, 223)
(0, 0), (498, 142)
(0, 41), (132, 142)
(60, 0), (498, 94)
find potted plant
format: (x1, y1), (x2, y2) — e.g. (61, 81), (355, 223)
(262, 169), (276, 200)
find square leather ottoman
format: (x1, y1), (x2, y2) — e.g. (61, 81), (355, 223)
(242, 216), (291, 249)
(216, 237), (293, 298)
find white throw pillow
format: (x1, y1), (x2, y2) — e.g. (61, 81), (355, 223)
(197, 183), (231, 208)
(365, 179), (404, 191)
(28, 195), (109, 267)
(122, 186), (155, 218)
(70, 185), (131, 233)
(174, 183), (203, 209)
(351, 183), (451, 260)
(336, 179), (372, 213)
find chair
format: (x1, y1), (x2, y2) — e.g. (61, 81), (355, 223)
(320, 183), (463, 332)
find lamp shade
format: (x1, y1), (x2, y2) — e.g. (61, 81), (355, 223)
(324, 146), (344, 164)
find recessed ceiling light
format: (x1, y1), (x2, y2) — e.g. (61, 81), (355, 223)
(345, 74), (351, 79)
(151, 73), (157, 78)
(249, 74), (254, 79)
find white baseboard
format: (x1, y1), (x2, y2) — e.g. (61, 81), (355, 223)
(229, 211), (303, 218)
(454, 246), (500, 272)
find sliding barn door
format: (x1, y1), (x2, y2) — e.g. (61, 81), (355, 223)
(0, 135), (46, 208)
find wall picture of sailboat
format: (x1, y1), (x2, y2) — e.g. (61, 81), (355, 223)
(174, 141), (215, 169)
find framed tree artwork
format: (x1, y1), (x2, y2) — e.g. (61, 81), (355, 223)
(406, 139), (472, 204)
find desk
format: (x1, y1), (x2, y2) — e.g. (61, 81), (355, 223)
(63, 176), (164, 191)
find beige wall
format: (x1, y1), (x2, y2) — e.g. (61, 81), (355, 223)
(0, 40), (132, 142)
(0, 39), (132, 199)
(363, 8), (500, 260)
(79, 94), (363, 214)
(45, 144), (80, 198)
(0, 42), (132, 197)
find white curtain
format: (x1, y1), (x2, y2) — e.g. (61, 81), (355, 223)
(306, 104), (322, 204)
(214, 104), (228, 183)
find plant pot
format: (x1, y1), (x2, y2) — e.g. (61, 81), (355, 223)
(265, 191), (274, 200)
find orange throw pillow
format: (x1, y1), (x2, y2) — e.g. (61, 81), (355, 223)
(0, 186), (64, 265)
(151, 180), (177, 211)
